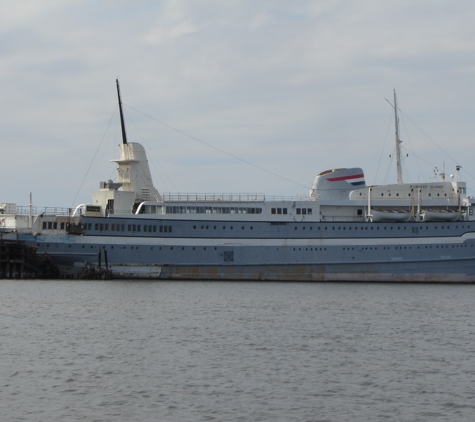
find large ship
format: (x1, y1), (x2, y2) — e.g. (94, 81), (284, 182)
(2, 82), (475, 281)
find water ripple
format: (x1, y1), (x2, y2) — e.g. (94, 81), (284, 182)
(1, 281), (475, 421)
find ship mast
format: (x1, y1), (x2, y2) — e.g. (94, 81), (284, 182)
(386, 90), (404, 184)
(116, 78), (128, 145)
(393, 89), (403, 184)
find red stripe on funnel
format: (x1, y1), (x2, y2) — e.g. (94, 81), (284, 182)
(327, 173), (364, 182)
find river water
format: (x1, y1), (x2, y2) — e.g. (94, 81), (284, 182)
(1, 280), (474, 421)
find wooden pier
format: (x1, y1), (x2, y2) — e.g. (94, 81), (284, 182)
(0, 239), (59, 279)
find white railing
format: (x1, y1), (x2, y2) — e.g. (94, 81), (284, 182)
(162, 193), (315, 203)
(162, 193), (266, 203)
(14, 206), (73, 216)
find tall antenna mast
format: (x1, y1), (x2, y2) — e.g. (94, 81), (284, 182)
(386, 90), (403, 184)
(393, 89), (403, 184)
(116, 78), (128, 145)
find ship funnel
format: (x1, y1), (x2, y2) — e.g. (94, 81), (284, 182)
(112, 142), (161, 202)
(310, 168), (366, 199)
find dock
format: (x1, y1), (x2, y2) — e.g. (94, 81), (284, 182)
(0, 239), (59, 279)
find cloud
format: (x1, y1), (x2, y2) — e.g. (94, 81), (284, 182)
(1, 0), (475, 206)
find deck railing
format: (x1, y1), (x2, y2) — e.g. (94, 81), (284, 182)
(161, 193), (314, 203)
(14, 206), (73, 217)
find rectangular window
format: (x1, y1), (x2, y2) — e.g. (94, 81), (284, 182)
(296, 209), (301, 215)
(60, 222), (65, 230)
(100, 223), (103, 231)
(277, 208), (282, 214)
(153, 225), (157, 232)
(128, 224), (131, 232)
(95, 223), (99, 231)
(308, 208), (312, 215)
(164, 226), (168, 233)
(105, 224), (108, 231)
(48, 222), (53, 229)
(302, 208), (307, 215)
(53, 222), (58, 229)
(271, 208), (276, 214)
(283, 208), (288, 214)
(42, 221), (47, 229)
(137, 225), (141, 232)
(169, 226), (172, 233)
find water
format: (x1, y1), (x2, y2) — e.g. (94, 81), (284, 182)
(1, 281), (475, 421)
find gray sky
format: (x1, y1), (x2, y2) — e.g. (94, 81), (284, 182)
(2, 0), (475, 208)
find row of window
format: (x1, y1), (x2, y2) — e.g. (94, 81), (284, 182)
(38, 243), (474, 251)
(296, 208), (313, 215)
(140, 205), (264, 215)
(270, 207), (314, 215)
(41, 221), (471, 234)
(42, 222), (65, 230)
(360, 191), (462, 197)
(271, 208), (287, 215)
(92, 223), (173, 233)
